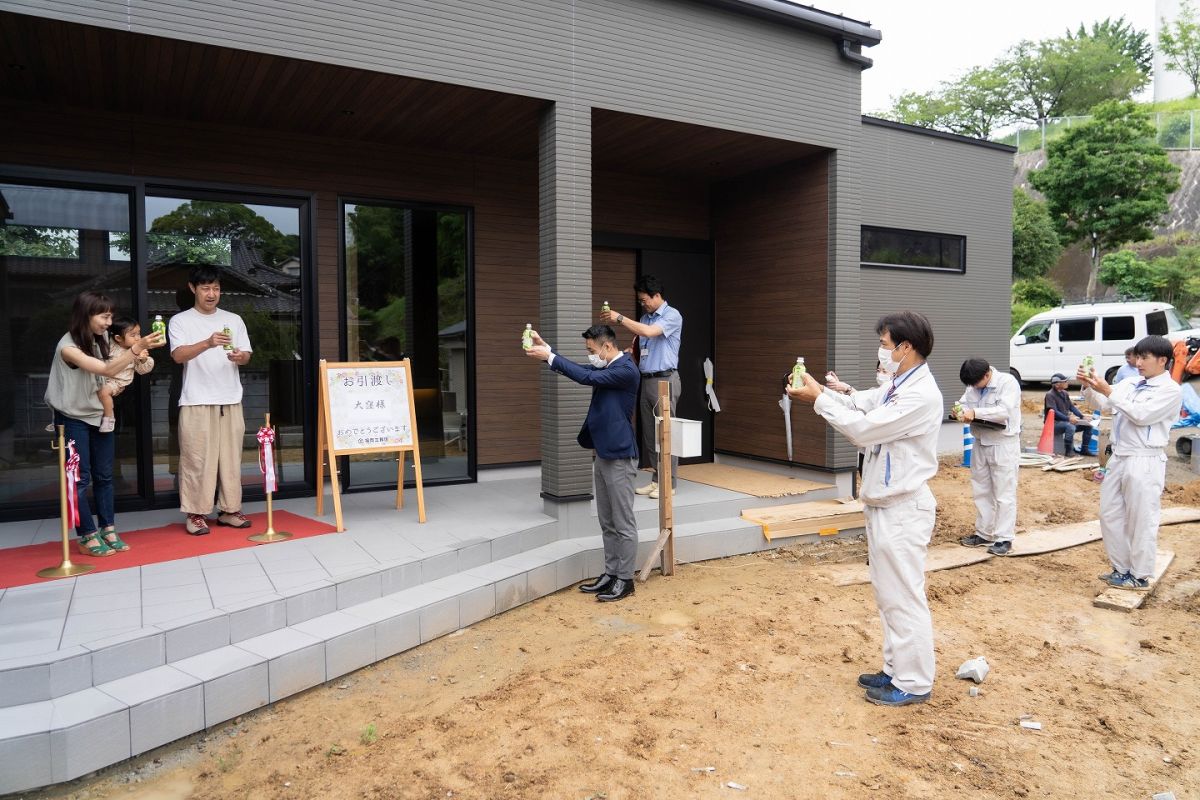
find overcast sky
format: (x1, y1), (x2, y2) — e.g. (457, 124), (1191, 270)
(830, 0), (1158, 115)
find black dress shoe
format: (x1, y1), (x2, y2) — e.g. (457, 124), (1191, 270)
(579, 574), (616, 594)
(596, 577), (635, 602)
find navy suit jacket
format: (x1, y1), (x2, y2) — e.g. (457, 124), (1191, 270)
(548, 352), (640, 460)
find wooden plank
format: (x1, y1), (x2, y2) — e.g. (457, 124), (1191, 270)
(1093, 550), (1175, 612)
(1010, 506), (1200, 556)
(762, 512), (865, 541)
(1051, 460), (1099, 473)
(742, 497), (863, 525)
(1042, 456), (1083, 471)
(814, 544), (993, 587)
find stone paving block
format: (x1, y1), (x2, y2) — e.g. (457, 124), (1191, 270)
(335, 570), (382, 610)
(49, 688), (130, 782)
(583, 547), (605, 578)
(285, 584), (336, 625)
(521, 524), (553, 551)
(202, 561), (268, 581)
(490, 531), (522, 560)
(199, 548), (261, 568)
(527, 563), (558, 600)
(379, 559), (422, 595)
(325, 626), (376, 680)
(173, 647), (269, 728)
(142, 583), (210, 605)
(495, 573), (530, 613)
(555, 552), (585, 590)
(459, 584), (497, 627)
(142, 599), (214, 627)
(419, 597), (459, 643)
(224, 597), (286, 644)
(457, 541), (492, 572)
(0, 662), (50, 706)
(49, 648), (93, 698)
(88, 630), (165, 685)
(97, 665), (204, 756)
(72, 570), (141, 598)
(374, 611), (420, 660)
(234, 628), (326, 703)
(163, 610), (230, 662)
(0, 732), (52, 795)
(418, 550), (460, 583)
(140, 568), (205, 591)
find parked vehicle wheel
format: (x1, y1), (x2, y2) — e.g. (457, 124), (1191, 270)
(1104, 366), (1119, 384)
(1008, 367), (1023, 388)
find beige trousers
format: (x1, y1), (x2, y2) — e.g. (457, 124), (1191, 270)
(178, 403), (245, 515)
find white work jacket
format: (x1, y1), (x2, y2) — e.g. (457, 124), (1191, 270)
(957, 368), (1022, 446)
(814, 363), (944, 507)
(1086, 372), (1181, 456)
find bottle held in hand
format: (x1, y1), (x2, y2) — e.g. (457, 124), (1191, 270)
(790, 357), (807, 389)
(222, 325), (233, 351)
(151, 314), (166, 339)
(1080, 355), (1094, 378)
(952, 401), (964, 420)
(601, 300), (610, 315)
(522, 323), (533, 351)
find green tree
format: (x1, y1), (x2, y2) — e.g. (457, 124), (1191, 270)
(0, 226), (78, 258)
(1149, 246), (1200, 314)
(883, 66), (1012, 138)
(1098, 250), (1156, 298)
(1160, 0), (1200, 97)
(1012, 189), (1061, 279)
(1029, 101), (1180, 300)
(1012, 276), (1063, 307)
(148, 201), (293, 265)
(1002, 36), (1146, 122)
(1067, 17), (1152, 78)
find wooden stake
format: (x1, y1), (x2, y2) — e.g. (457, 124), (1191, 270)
(638, 380), (674, 581)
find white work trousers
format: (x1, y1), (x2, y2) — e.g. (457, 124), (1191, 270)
(1100, 453), (1166, 580)
(864, 487), (937, 695)
(970, 438), (1020, 543)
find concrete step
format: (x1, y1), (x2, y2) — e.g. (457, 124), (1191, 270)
(624, 483), (843, 529)
(0, 514), (859, 794)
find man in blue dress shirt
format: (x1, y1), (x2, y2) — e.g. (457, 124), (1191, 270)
(602, 275), (683, 499)
(525, 324), (641, 602)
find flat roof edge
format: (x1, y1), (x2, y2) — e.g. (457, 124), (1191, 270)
(861, 116), (1017, 153)
(692, 0), (882, 46)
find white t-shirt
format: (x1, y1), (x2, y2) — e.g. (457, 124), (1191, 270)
(169, 307), (253, 406)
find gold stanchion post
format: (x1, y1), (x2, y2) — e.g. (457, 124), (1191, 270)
(249, 412), (292, 543)
(37, 425), (94, 579)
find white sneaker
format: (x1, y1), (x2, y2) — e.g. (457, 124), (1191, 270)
(99, 416), (115, 433)
(635, 481), (658, 496)
(648, 486), (659, 499)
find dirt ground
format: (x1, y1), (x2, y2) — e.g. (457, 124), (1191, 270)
(21, 405), (1200, 800)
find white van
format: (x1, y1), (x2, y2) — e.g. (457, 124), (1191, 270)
(1009, 301), (1200, 385)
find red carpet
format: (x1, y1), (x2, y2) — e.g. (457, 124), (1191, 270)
(1, 511), (338, 590)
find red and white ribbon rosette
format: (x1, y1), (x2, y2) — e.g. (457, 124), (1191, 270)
(256, 426), (277, 493)
(64, 439), (81, 527)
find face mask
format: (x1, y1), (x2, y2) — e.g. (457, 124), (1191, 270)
(875, 371), (890, 387)
(588, 353), (608, 369)
(878, 345), (902, 375)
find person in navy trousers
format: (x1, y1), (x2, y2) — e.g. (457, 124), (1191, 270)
(525, 324), (641, 602)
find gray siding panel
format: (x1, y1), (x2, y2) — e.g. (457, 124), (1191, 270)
(857, 122), (1013, 414)
(3, 0), (860, 145)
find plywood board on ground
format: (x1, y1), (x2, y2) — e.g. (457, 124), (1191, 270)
(814, 544), (993, 587)
(759, 513), (866, 541)
(677, 463), (833, 498)
(1093, 550), (1175, 612)
(1010, 506), (1200, 556)
(741, 498), (863, 526)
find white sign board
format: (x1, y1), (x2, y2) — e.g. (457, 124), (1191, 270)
(326, 366), (414, 452)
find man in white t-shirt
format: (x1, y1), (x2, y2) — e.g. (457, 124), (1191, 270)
(169, 265), (253, 535)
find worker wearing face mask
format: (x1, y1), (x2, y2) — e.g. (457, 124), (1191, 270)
(524, 324), (641, 603)
(787, 312), (943, 707)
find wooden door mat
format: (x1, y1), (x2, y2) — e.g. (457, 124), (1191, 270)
(1093, 550), (1174, 612)
(676, 463), (832, 498)
(812, 506), (1200, 587)
(742, 498), (865, 541)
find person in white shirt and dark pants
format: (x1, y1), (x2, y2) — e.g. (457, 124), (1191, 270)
(1078, 335), (1181, 592)
(955, 359), (1022, 556)
(788, 311), (943, 707)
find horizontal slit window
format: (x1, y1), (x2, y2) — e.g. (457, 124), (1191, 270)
(860, 226), (966, 273)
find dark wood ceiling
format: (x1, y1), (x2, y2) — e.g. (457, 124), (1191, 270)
(0, 11), (824, 177)
(0, 11), (546, 160)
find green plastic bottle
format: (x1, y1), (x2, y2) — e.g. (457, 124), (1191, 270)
(601, 300), (610, 315)
(790, 357), (807, 389)
(522, 323), (533, 351)
(222, 325), (233, 351)
(150, 314), (166, 338)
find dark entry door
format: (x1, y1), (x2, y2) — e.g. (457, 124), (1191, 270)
(639, 249), (713, 464)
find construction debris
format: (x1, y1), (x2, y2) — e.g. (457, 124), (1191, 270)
(956, 656), (990, 684)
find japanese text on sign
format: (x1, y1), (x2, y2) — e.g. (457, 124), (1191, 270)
(327, 367), (413, 451)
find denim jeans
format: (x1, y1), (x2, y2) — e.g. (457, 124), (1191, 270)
(54, 412), (114, 537)
(1053, 420), (1093, 456)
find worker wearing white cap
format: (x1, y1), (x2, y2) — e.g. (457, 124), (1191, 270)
(788, 311), (943, 707)
(955, 358), (1022, 556)
(1078, 335), (1181, 592)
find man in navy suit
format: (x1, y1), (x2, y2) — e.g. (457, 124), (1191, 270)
(525, 324), (641, 602)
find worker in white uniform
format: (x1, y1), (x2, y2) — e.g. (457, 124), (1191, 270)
(954, 359), (1022, 556)
(787, 311), (943, 707)
(1078, 335), (1181, 592)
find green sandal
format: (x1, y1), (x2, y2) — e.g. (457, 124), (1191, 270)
(101, 528), (130, 552)
(77, 533), (115, 558)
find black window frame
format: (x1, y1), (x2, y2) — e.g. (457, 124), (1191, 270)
(860, 225), (967, 274)
(1101, 315), (1136, 341)
(1058, 317), (1097, 342)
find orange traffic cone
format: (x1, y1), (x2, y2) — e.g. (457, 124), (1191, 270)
(1037, 409), (1057, 455)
